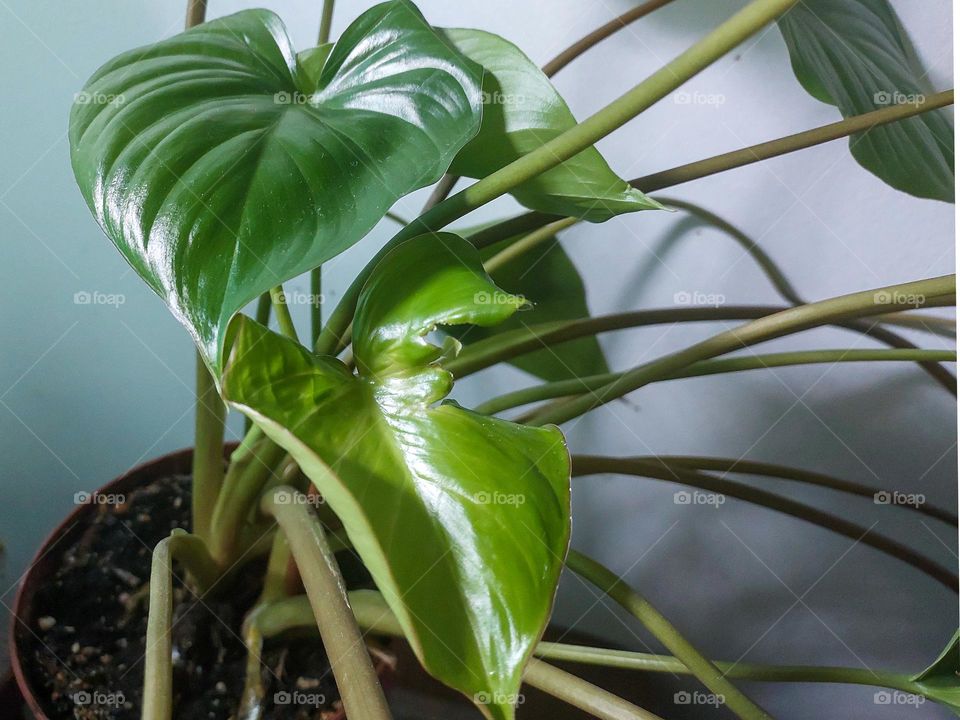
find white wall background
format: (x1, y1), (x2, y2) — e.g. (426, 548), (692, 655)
(0, 1), (955, 717)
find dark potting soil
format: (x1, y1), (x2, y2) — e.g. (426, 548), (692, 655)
(24, 472), (378, 720)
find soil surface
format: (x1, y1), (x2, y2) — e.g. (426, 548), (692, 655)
(23, 472), (377, 719)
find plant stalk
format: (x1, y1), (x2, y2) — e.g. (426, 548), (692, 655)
(566, 550), (773, 720)
(528, 275), (956, 425)
(310, 267), (322, 346)
(318, 0), (335, 44)
(523, 659), (665, 720)
(261, 487), (392, 720)
(185, 0), (206, 29)
(192, 354), (226, 543)
(316, 0), (800, 356)
(142, 535), (176, 720)
(542, 0), (678, 76)
(269, 286), (298, 341)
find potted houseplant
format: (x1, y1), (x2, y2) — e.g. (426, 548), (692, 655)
(9, 0), (958, 718)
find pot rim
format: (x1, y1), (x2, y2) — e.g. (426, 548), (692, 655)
(8, 444), (381, 720)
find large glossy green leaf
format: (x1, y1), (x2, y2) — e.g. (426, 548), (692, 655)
(777, 0), (954, 202)
(450, 228), (609, 381)
(223, 233), (571, 720)
(912, 631), (960, 712)
(70, 2), (483, 371)
(445, 28), (662, 221)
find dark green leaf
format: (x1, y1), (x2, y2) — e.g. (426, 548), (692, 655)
(223, 233), (571, 720)
(450, 227), (608, 381)
(445, 28), (662, 220)
(70, 3), (483, 371)
(777, 0), (954, 202)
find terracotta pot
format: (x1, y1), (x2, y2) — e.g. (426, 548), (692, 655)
(8, 445), (386, 720)
(1, 669), (25, 717)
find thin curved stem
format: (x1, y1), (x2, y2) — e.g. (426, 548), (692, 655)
(315, 0), (800, 356)
(542, 0), (678, 77)
(656, 196), (804, 304)
(262, 591), (940, 705)
(261, 487), (392, 720)
(875, 312), (956, 339)
(210, 437), (287, 566)
(527, 276), (956, 426)
(421, 173), (459, 213)
(142, 530), (219, 720)
(468, 211), (558, 250)
(385, 210), (410, 226)
(572, 456), (958, 590)
(658, 456), (958, 526)
(475, 349), (956, 416)
(566, 550), (773, 720)
(448, 305), (783, 377)
(535, 643), (925, 697)
(483, 217), (579, 274)
(447, 303), (955, 382)
(634, 90), (955, 192)
(237, 616), (267, 720)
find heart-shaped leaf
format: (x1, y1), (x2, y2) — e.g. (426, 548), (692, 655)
(70, 2), (483, 371)
(223, 233), (571, 720)
(777, 0), (954, 202)
(450, 225), (609, 381)
(445, 28), (662, 221)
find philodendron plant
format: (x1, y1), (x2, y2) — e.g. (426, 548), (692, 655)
(66, 0), (957, 718)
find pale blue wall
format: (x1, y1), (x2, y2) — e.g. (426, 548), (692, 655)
(0, 1), (954, 717)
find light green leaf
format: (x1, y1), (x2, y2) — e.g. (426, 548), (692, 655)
(450, 228), (609, 381)
(223, 233), (571, 720)
(777, 0), (954, 202)
(296, 44), (333, 88)
(70, 2), (482, 372)
(912, 631), (960, 712)
(445, 28), (662, 220)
